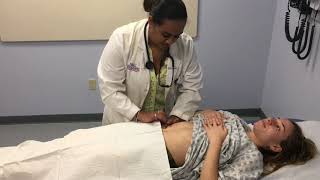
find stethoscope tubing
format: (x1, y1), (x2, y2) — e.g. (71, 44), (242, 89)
(143, 21), (175, 87)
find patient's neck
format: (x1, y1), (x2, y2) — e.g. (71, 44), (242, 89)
(246, 131), (263, 149)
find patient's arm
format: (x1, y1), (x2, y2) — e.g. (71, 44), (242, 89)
(200, 141), (222, 180)
(200, 116), (228, 180)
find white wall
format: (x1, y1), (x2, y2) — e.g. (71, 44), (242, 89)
(262, 0), (320, 120)
(0, 42), (105, 116)
(0, 0), (277, 117)
(197, 0), (276, 109)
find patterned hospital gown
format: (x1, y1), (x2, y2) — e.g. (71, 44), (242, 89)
(171, 111), (263, 180)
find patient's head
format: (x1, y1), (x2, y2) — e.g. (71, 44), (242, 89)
(250, 118), (318, 175)
(251, 117), (294, 153)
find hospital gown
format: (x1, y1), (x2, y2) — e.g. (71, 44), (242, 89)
(171, 111), (263, 180)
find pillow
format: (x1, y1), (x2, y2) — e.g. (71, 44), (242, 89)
(262, 120), (320, 180)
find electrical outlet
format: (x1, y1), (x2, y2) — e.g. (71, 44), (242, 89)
(88, 79), (96, 90)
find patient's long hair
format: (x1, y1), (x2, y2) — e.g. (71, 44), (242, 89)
(260, 120), (318, 176)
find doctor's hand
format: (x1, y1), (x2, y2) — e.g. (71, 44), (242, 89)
(203, 117), (228, 145)
(137, 111), (167, 124)
(163, 115), (184, 128)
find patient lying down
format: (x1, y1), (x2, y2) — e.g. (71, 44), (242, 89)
(164, 110), (317, 179)
(0, 110), (317, 180)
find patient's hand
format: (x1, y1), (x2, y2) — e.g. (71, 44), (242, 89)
(201, 109), (224, 125)
(203, 116), (228, 145)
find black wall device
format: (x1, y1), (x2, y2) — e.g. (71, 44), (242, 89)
(285, 0), (318, 60)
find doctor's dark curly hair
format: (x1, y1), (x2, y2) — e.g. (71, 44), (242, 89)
(143, 0), (187, 25)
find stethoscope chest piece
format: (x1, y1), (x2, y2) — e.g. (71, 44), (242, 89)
(145, 61), (154, 70)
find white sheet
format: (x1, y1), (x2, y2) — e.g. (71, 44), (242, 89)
(0, 122), (172, 180)
(262, 120), (320, 180)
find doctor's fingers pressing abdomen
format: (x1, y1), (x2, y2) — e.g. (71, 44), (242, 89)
(137, 110), (167, 124)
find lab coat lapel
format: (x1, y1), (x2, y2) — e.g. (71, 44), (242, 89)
(164, 43), (181, 112)
(136, 20), (150, 106)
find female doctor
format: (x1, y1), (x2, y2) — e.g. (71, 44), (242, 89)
(97, 0), (202, 125)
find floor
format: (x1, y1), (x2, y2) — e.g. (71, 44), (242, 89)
(0, 122), (101, 147)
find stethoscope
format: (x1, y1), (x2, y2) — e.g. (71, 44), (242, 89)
(143, 22), (175, 87)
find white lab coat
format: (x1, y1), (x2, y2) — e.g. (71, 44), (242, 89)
(97, 19), (202, 125)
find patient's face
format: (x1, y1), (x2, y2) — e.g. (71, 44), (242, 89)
(253, 117), (294, 150)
